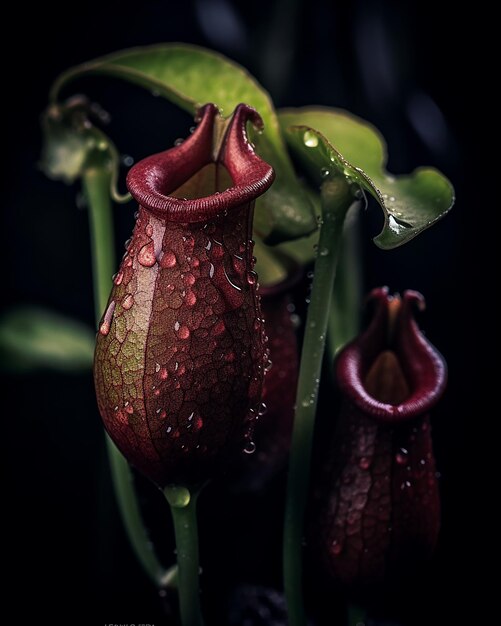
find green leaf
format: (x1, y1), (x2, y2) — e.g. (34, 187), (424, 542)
(50, 44), (316, 243)
(0, 308), (94, 372)
(278, 107), (455, 249)
(276, 184), (321, 265)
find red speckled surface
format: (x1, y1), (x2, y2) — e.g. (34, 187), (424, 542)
(94, 103), (274, 487)
(312, 288), (446, 586)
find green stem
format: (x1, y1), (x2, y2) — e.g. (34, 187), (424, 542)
(283, 177), (353, 626)
(83, 166), (165, 585)
(83, 167), (116, 322)
(327, 207), (363, 361)
(165, 486), (204, 626)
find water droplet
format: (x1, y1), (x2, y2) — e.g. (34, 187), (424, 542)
(145, 223), (153, 237)
(319, 248), (329, 257)
(97, 140), (108, 151)
(160, 251), (177, 268)
(122, 294), (134, 310)
(332, 539), (343, 555)
(243, 441), (256, 454)
(124, 238), (132, 250)
(223, 265), (243, 291)
(155, 363), (161, 373)
(303, 130), (319, 147)
(388, 215), (412, 235)
(99, 301), (116, 335)
(121, 154), (134, 167)
(257, 402), (267, 416)
(359, 456), (371, 470)
(113, 271), (123, 285)
(177, 325), (190, 339)
(247, 271), (257, 285)
(124, 402), (133, 414)
(174, 138), (184, 146)
(395, 447), (409, 465)
(166, 426), (172, 433)
(138, 242), (156, 267)
(174, 321), (180, 331)
(208, 263), (215, 278)
(389, 196), (396, 202)
(307, 270), (314, 279)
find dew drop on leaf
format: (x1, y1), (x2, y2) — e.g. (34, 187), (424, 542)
(303, 130), (319, 148)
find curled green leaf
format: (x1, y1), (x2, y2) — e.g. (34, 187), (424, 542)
(40, 95), (130, 203)
(279, 107), (455, 248)
(49, 44), (316, 242)
(0, 308), (94, 372)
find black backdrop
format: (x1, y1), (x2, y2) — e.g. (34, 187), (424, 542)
(2, 1), (489, 624)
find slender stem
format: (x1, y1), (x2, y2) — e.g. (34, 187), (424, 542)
(83, 167), (116, 321)
(104, 435), (165, 583)
(83, 166), (165, 585)
(165, 486), (204, 626)
(327, 206), (363, 361)
(283, 178), (353, 626)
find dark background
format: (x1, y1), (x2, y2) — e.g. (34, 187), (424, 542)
(2, 1), (489, 625)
